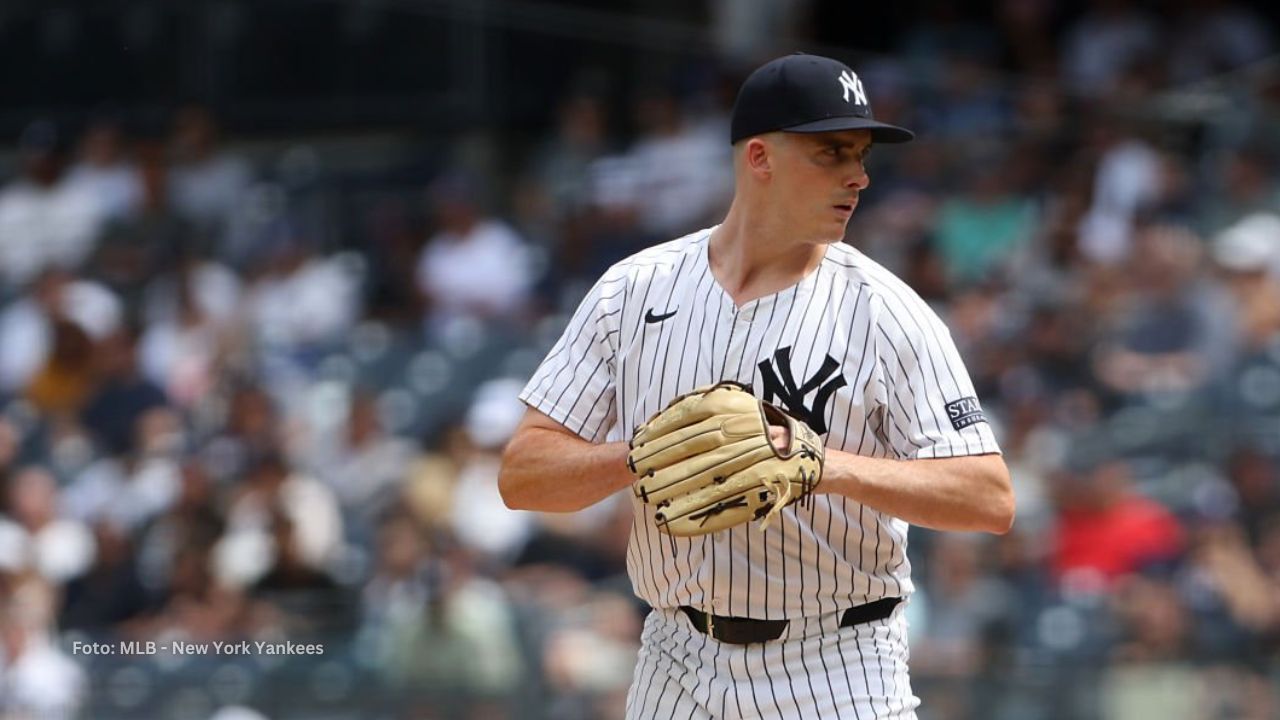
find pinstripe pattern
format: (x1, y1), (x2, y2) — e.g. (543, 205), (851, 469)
(521, 226), (998, 716)
(624, 606), (920, 719)
(519, 227), (999, 617)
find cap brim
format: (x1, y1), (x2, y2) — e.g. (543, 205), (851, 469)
(784, 117), (914, 143)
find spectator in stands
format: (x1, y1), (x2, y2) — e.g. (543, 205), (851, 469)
(0, 466), (95, 584)
(927, 51), (1010, 138)
(1052, 460), (1185, 588)
(1101, 575), (1201, 718)
(1078, 130), (1164, 265)
(1093, 224), (1226, 396)
(931, 145), (1037, 285)
(516, 88), (619, 290)
(0, 121), (106, 291)
(1060, 0), (1159, 98)
(415, 173), (535, 330)
(0, 269), (123, 396)
(61, 405), (182, 533)
(64, 112), (144, 222)
(59, 520), (156, 631)
(0, 574), (86, 719)
(403, 425), (469, 535)
(133, 460), (224, 605)
(370, 540), (524, 711)
(251, 510), (352, 633)
(242, 238), (360, 352)
(79, 326), (170, 458)
(198, 384), (281, 485)
(138, 263), (235, 408)
(1211, 213), (1280, 355)
(626, 89), (733, 239)
(519, 90), (613, 234)
(1224, 447), (1280, 546)
(222, 450), (344, 583)
(167, 105), (255, 264)
(539, 588), (643, 719)
(447, 379), (534, 565)
(1181, 518), (1278, 659)
(310, 389), (415, 529)
(92, 143), (197, 317)
(912, 534), (1016, 718)
(141, 541), (275, 644)
(361, 512), (434, 628)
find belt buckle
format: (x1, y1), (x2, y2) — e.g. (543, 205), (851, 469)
(706, 611), (716, 640)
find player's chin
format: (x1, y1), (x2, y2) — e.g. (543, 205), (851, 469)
(815, 216), (851, 243)
(814, 230), (846, 245)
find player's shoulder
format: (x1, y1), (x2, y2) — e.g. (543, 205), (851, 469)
(822, 243), (943, 326)
(602, 227), (711, 282)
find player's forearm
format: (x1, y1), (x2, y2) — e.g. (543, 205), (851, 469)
(499, 428), (633, 512)
(817, 450), (1014, 534)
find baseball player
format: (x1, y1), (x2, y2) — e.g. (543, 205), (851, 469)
(499, 53), (1014, 719)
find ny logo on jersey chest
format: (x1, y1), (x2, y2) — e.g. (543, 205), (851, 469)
(756, 347), (846, 435)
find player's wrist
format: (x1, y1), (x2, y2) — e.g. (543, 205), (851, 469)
(813, 448), (864, 497)
(595, 441), (636, 494)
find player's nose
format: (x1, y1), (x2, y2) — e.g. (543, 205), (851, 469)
(845, 163), (870, 191)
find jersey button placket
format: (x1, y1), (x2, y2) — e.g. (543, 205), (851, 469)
(720, 303), (753, 384)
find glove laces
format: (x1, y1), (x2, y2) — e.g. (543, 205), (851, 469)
(758, 473), (792, 531)
(758, 466), (819, 532)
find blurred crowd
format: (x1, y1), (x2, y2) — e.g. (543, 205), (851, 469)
(1, 1), (1280, 718)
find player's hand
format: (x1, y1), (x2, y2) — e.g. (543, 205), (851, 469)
(769, 425), (790, 451)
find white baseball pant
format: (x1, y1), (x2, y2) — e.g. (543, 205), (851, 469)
(624, 603), (919, 719)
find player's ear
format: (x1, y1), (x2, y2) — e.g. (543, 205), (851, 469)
(742, 137), (774, 177)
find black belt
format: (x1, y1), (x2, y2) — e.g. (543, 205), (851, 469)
(678, 597), (902, 645)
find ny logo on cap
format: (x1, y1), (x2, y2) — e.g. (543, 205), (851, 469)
(838, 70), (867, 105)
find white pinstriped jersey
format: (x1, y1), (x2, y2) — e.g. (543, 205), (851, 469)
(519, 226), (1000, 620)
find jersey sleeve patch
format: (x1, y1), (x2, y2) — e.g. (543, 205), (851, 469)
(944, 397), (986, 430)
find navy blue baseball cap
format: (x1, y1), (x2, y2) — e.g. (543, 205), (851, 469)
(730, 53), (914, 145)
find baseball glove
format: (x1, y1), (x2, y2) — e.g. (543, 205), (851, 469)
(627, 382), (824, 536)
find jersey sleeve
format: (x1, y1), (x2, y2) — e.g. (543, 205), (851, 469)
(518, 271), (623, 442)
(870, 293), (1001, 460)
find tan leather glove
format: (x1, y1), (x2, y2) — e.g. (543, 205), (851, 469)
(628, 382), (824, 536)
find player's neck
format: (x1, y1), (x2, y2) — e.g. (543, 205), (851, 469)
(709, 206), (827, 306)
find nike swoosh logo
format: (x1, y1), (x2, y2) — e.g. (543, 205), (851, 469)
(645, 308), (679, 324)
